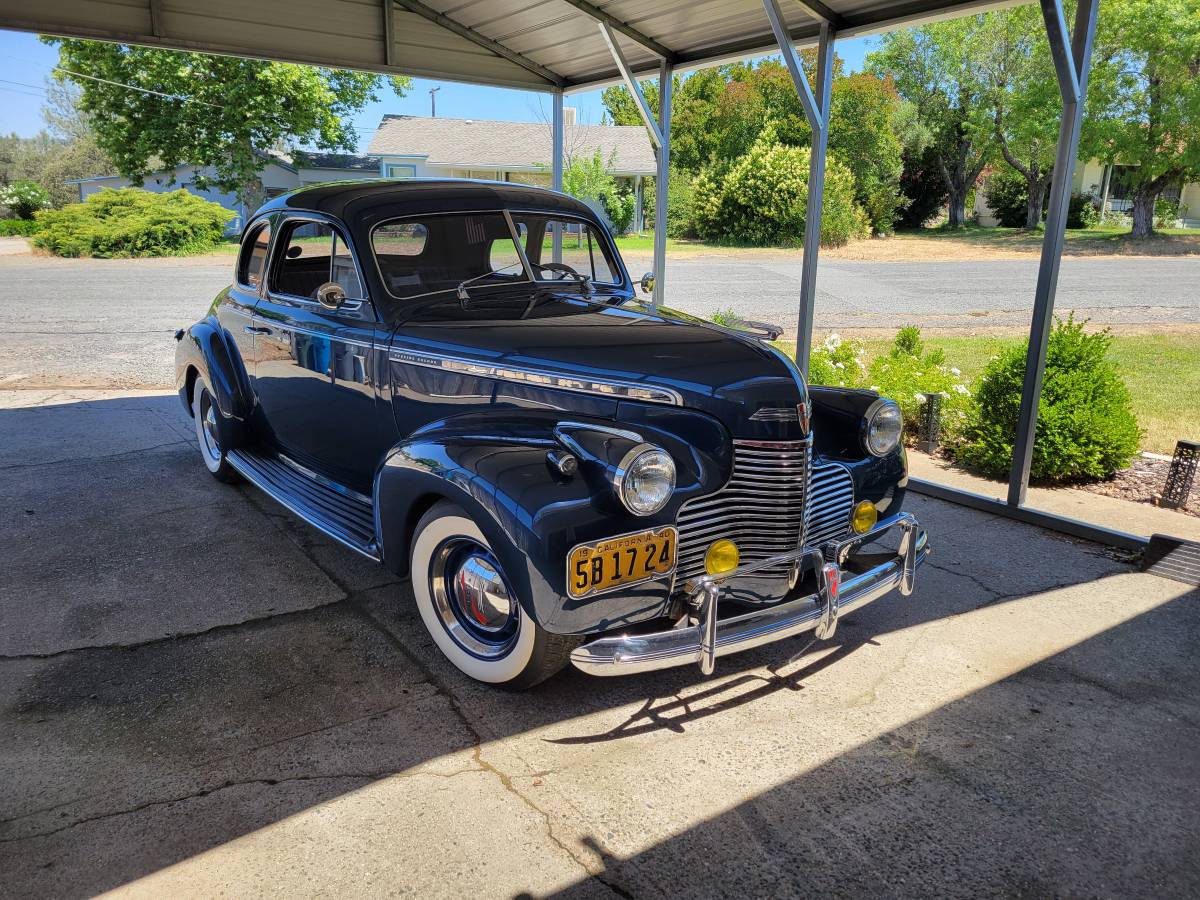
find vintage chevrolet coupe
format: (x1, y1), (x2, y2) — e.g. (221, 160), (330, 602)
(176, 180), (928, 688)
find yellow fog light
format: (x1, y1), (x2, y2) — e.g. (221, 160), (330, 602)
(852, 500), (878, 534)
(704, 539), (740, 575)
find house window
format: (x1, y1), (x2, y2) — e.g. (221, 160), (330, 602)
(386, 164), (417, 178)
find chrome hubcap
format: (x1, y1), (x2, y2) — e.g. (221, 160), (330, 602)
(429, 539), (519, 659)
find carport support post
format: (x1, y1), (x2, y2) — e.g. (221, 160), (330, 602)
(1007, 0), (1099, 506)
(552, 89), (564, 264)
(652, 60), (673, 310)
(764, 0), (835, 374)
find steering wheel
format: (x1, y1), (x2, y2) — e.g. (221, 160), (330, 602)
(538, 262), (582, 280)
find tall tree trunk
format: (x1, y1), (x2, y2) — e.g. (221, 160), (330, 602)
(1130, 187), (1157, 238)
(947, 189), (968, 228)
(1025, 173), (1050, 229)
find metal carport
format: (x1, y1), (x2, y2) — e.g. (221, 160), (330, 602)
(0, 0), (1129, 547)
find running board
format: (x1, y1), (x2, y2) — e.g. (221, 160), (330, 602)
(226, 448), (380, 561)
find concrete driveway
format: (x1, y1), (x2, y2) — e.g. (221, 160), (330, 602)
(2, 389), (1197, 898)
(1, 252), (1198, 389)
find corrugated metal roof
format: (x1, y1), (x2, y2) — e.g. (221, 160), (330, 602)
(368, 115), (656, 173)
(0, 0), (1013, 93)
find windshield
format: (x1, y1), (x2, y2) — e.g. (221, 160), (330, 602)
(372, 212), (528, 299)
(371, 210), (623, 301)
(509, 214), (620, 286)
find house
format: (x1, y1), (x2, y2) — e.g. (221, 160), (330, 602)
(66, 151), (379, 235)
(974, 159), (1199, 228)
(367, 112), (656, 229)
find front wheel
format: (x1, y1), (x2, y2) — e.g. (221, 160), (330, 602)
(411, 501), (578, 689)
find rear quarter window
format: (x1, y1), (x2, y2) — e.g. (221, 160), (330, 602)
(238, 223), (271, 288)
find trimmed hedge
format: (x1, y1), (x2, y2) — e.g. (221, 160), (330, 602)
(33, 188), (234, 258)
(956, 316), (1140, 482)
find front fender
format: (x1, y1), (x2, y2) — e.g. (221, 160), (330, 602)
(374, 409), (730, 635)
(174, 313), (253, 424)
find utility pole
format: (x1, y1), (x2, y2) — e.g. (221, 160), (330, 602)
(429, 86), (440, 117)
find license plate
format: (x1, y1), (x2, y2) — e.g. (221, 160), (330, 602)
(567, 526), (678, 600)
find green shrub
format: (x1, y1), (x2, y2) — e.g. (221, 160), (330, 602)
(32, 188), (233, 258)
(709, 307), (741, 328)
(1067, 193), (1099, 228)
(863, 328), (973, 440)
(984, 170), (1031, 228)
(0, 179), (51, 219)
(1154, 197), (1185, 229)
(602, 189), (635, 234)
(0, 218), (40, 236)
(665, 167), (697, 238)
(807, 327), (973, 441)
(692, 129), (869, 247)
(956, 316), (1140, 482)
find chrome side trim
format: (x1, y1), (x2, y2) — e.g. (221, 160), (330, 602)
(387, 348), (683, 406)
(570, 513), (927, 677)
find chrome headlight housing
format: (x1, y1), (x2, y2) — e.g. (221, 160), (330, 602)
(611, 445), (676, 516)
(863, 399), (903, 456)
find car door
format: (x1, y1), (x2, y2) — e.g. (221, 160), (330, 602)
(250, 216), (390, 492)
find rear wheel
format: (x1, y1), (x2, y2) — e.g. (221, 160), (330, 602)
(191, 375), (241, 484)
(411, 501), (578, 689)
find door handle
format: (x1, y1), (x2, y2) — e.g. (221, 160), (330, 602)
(243, 325), (272, 335)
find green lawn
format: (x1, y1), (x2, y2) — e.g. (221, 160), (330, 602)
(775, 333), (1199, 454)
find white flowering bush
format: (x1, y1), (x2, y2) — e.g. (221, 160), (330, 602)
(808, 332), (867, 387)
(0, 179), (51, 220)
(806, 326), (974, 444)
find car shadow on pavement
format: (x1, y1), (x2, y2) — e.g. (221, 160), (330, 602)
(1, 393), (1185, 897)
(530, 587), (1200, 898)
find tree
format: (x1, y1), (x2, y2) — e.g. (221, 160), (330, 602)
(828, 73), (906, 233)
(978, 6), (1063, 228)
(869, 18), (994, 228)
(46, 40), (412, 210)
(1081, 0), (1200, 237)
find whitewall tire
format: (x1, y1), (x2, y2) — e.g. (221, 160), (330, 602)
(191, 375), (241, 484)
(411, 501), (578, 689)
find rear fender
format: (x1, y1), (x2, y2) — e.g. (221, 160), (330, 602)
(175, 313), (252, 422)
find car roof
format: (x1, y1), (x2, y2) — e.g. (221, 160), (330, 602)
(256, 178), (600, 223)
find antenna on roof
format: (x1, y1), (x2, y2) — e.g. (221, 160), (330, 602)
(429, 86), (441, 118)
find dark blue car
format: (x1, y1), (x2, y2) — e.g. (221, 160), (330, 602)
(176, 179), (928, 688)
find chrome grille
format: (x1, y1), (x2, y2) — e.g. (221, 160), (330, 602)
(675, 440), (810, 584)
(806, 460), (855, 546)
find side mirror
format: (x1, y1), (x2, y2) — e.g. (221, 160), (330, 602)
(316, 282), (347, 310)
(639, 272), (655, 296)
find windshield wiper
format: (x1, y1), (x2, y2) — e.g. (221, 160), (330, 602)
(456, 262), (525, 303)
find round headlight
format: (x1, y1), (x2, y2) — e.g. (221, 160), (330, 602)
(864, 399), (903, 456)
(613, 446), (676, 516)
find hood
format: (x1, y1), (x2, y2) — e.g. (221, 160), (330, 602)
(395, 291), (808, 440)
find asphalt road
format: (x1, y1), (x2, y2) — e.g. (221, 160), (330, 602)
(2, 387), (1198, 897)
(0, 252), (1197, 388)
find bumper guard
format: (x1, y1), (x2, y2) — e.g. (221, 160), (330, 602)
(569, 512), (928, 677)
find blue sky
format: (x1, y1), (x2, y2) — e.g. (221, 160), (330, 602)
(0, 29), (877, 152)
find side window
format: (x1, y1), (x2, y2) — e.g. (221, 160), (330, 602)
(238, 222), (271, 288)
(271, 220), (365, 303)
(332, 232), (363, 299)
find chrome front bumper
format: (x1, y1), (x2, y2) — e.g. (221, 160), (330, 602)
(569, 513), (928, 677)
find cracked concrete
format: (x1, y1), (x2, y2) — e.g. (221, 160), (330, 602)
(2, 389), (1199, 898)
